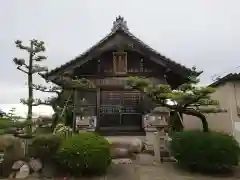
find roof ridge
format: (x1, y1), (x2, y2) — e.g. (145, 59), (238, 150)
(120, 27), (193, 73)
(209, 73), (240, 87)
(45, 16), (198, 77)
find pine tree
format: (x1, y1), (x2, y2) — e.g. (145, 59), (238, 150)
(127, 73), (226, 132)
(32, 74), (95, 130)
(13, 39), (47, 133)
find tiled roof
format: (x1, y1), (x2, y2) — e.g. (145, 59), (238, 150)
(210, 73), (240, 87)
(45, 16), (199, 77)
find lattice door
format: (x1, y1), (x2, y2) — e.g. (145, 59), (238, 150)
(99, 90), (142, 129)
(122, 91), (141, 113)
(99, 91), (122, 127)
(100, 91), (122, 114)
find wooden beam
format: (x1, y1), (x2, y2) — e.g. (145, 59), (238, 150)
(96, 88), (100, 130)
(72, 89), (78, 133)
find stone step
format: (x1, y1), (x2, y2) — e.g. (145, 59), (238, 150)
(106, 163), (138, 180)
(134, 153), (155, 165)
(112, 158), (132, 164)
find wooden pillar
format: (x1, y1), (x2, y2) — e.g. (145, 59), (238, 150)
(72, 88), (77, 133)
(96, 88), (101, 130)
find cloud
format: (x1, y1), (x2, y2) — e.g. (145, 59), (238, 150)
(0, 82), (54, 117)
(0, 104), (54, 118)
(0, 83), (26, 104)
(0, 0), (240, 103)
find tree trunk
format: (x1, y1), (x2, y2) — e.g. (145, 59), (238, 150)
(51, 104), (59, 132)
(182, 108), (209, 132)
(169, 111), (184, 132)
(27, 73), (33, 119)
(27, 42), (34, 134)
(27, 72), (33, 123)
(72, 89), (77, 133)
(51, 114), (59, 132)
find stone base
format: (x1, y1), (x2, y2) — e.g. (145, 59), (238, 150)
(145, 130), (156, 151)
(112, 158), (132, 164)
(160, 156), (177, 163)
(78, 128), (95, 132)
(145, 144), (154, 151)
(135, 153), (154, 165)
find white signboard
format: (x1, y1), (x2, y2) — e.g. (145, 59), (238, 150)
(234, 122), (240, 143)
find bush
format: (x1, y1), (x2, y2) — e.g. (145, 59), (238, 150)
(170, 131), (240, 174)
(28, 134), (62, 162)
(54, 132), (111, 176)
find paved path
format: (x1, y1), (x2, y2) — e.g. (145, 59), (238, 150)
(105, 164), (139, 180)
(19, 154), (240, 180)
(18, 163), (240, 180)
(136, 164), (239, 180)
(104, 155), (239, 180)
(106, 153), (239, 180)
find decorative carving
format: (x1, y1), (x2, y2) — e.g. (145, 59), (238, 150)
(95, 77), (128, 86)
(112, 16), (129, 32)
(103, 68), (153, 73)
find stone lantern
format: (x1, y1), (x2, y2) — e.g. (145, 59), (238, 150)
(151, 106), (170, 124)
(143, 107), (170, 162)
(151, 107), (170, 163)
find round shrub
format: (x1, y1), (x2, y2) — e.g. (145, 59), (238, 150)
(54, 132), (111, 176)
(170, 131), (240, 174)
(28, 134), (62, 162)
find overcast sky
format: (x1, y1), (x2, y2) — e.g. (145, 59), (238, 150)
(0, 0), (239, 109)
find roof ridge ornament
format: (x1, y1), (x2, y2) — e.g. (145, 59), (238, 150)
(111, 16), (129, 32)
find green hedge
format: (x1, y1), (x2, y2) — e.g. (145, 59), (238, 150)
(170, 131), (240, 174)
(28, 134), (62, 162)
(54, 132), (111, 176)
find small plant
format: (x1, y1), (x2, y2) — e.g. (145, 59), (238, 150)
(170, 131), (240, 174)
(28, 134), (62, 162)
(53, 124), (73, 138)
(54, 132), (111, 176)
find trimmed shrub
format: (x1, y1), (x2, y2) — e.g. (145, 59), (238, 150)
(170, 131), (240, 174)
(28, 134), (62, 162)
(54, 132), (111, 176)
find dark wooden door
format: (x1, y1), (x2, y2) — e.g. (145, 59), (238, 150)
(99, 90), (142, 131)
